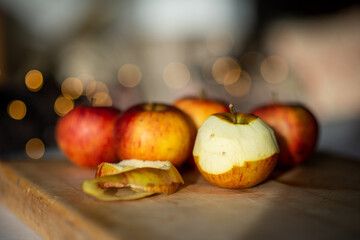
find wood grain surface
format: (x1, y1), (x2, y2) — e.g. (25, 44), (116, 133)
(0, 152), (359, 240)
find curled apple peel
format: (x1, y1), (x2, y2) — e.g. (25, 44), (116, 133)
(82, 159), (184, 201)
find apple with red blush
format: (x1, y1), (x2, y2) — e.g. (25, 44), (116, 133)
(114, 102), (196, 168)
(251, 103), (318, 167)
(55, 105), (121, 167)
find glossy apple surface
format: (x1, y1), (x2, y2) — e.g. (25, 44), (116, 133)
(114, 103), (196, 168)
(174, 97), (229, 129)
(193, 110), (279, 188)
(251, 103), (318, 167)
(55, 105), (121, 167)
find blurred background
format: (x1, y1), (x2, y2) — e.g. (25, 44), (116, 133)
(0, 0), (359, 159)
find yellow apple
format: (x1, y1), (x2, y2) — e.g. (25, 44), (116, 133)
(193, 105), (279, 188)
(174, 95), (229, 129)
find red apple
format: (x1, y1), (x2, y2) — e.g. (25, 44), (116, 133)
(251, 103), (318, 167)
(174, 95), (229, 129)
(55, 105), (121, 167)
(114, 103), (196, 168)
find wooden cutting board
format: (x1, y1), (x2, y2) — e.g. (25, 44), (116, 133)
(0, 152), (359, 240)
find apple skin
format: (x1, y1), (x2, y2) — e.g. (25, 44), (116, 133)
(194, 154), (278, 189)
(174, 97), (229, 129)
(193, 112), (279, 188)
(55, 105), (121, 167)
(251, 103), (318, 167)
(114, 103), (196, 168)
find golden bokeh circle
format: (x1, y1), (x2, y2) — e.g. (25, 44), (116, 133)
(224, 70), (252, 97)
(25, 69), (43, 92)
(7, 100), (27, 120)
(118, 64), (142, 88)
(260, 56), (289, 84)
(163, 62), (191, 89)
(212, 57), (241, 85)
(26, 138), (45, 159)
(92, 92), (113, 107)
(54, 96), (74, 116)
(61, 77), (83, 100)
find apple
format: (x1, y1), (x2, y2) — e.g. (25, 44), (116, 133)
(193, 104), (279, 188)
(114, 103), (196, 168)
(55, 105), (121, 167)
(251, 103), (318, 167)
(174, 94), (229, 129)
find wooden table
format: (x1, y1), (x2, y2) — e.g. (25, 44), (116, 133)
(0, 152), (359, 240)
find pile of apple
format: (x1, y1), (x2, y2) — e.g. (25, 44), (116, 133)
(55, 95), (318, 195)
(55, 103), (197, 168)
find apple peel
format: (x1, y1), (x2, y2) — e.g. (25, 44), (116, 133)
(82, 159), (184, 201)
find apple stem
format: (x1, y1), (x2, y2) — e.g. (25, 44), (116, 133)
(229, 104), (236, 123)
(271, 91), (279, 104)
(149, 102), (156, 111)
(199, 89), (206, 100)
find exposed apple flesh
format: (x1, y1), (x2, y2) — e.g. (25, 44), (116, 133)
(82, 179), (154, 201)
(82, 159), (184, 201)
(194, 115), (278, 174)
(193, 109), (279, 188)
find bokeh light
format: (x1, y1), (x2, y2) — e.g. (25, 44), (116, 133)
(206, 31), (234, 56)
(7, 100), (27, 120)
(61, 77), (83, 99)
(118, 64), (142, 88)
(25, 69), (43, 92)
(54, 95), (74, 116)
(92, 91), (112, 106)
(260, 56), (289, 84)
(85, 81), (109, 102)
(163, 62), (191, 89)
(212, 57), (241, 85)
(25, 138), (45, 159)
(240, 51), (265, 75)
(85, 81), (98, 97)
(77, 73), (96, 93)
(224, 70), (252, 97)
(201, 58), (218, 85)
(77, 73), (95, 86)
